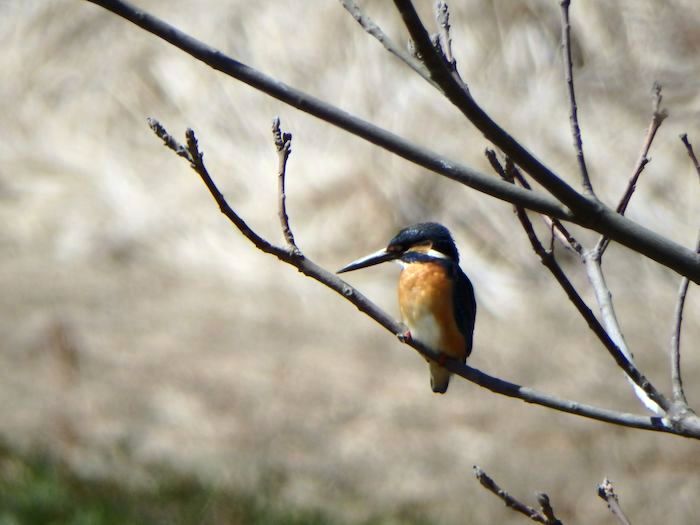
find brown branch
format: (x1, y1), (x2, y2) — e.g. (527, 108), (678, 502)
(597, 83), (668, 256)
(560, 0), (595, 197)
(473, 466), (562, 524)
(670, 236), (696, 406)
(680, 133), (700, 182)
(597, 478), (632, 525)
(148, 118), (700, 437)
(272, 117), (299, 252)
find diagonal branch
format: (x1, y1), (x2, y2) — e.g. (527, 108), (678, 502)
(680, 133), (700, 182)
(85, 0), (700, 282)
(596, 83), (668, 256)
(392, 0), (592, 215)
(148, 118), (700, 437)
(560, 0), (595, 197)
(339, 0), (435, 87)
(486, 150), (670, 414)
(473, 466), (562, 524)
(597, 478), (632, 525)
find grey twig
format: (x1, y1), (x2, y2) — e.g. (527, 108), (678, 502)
(86, 0), (700, 282)
(473, 466), (562, 524)
(560, 0), (595, 197)
(272, 117), (299, 252)
(597, 478), (632, 525)
(147, 119), (700, 437)
(339, 0), (435, 86)
(597, 83), (668, 256)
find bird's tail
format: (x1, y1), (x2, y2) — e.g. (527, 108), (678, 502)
(429, 362), (451, 394)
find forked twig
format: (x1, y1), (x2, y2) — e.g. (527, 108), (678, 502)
(560, 0), (594, 197)
(474, 466), (562, 524)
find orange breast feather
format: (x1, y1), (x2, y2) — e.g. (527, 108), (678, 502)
(398, 262), (467, 360)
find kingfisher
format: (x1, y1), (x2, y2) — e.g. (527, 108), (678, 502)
(337, 222), (476, 394)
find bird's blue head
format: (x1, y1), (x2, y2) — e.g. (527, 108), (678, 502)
(337, 222), (459, 274)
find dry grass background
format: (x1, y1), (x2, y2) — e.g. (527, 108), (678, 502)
(1, 0), (700, 523)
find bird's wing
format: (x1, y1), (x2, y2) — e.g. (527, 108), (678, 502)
(452, 267), (476, 358)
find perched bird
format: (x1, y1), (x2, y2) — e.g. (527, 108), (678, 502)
(338, 222), (476, 393)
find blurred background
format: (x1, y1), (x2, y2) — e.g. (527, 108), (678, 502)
(1, 0), (700, 523)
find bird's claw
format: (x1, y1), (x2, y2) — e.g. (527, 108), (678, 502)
(397, 328), (413, 343)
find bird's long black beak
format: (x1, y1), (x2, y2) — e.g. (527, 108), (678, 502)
(337, 248), (399, 274)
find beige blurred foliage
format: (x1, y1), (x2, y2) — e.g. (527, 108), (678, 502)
(1, 0), (700, 523)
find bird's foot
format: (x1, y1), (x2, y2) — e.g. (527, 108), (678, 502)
(397, 326), (412, 343)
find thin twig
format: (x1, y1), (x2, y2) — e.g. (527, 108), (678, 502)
(487, 151), (669, 414)
(339, 0), (435, 86)
(669, 235), (697, 406)
(671, 134), (700, 406)
(680, 134), (700, 181)
(536, 493), (563, 525)
(504, 155), (583, 254)
(597, 83), (668, 256)
(272, 117), (299, 252)
(473, 466), (560, 524)
(148, 119), (700, 437)
(86, 0), (700, 282)
(560, 0), (595, 197)
(597, 478), (632, 525)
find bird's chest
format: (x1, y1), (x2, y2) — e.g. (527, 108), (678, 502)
(398, 262), (453, 348)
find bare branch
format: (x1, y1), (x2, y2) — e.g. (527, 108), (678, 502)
(504, 156), (583, 254)
(272, 117), (299, 252)
(583, 250), (668, 413)
(536, 493), (563, 525)
(86, 0), (700, 282)
(670, 237), (695, 406)
(148, 119), (700, 436)
(473, 466), (560, 524)
(559, 0), (594, 197)
(597, 478), (632, 525)
(680, 133), (700, 182)
(486, 150), (670, 414)
(597, 83), (668, 256)
(339, 0), (435, 86)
